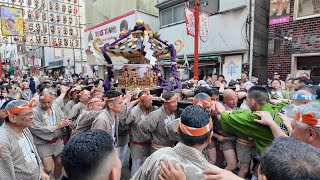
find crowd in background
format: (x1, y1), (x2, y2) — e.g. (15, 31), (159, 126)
(0, 70), (319, 180)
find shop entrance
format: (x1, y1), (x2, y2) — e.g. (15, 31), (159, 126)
(297, 56), (320, 84)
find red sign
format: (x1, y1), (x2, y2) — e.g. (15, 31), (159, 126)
(185, 7), (195, 37)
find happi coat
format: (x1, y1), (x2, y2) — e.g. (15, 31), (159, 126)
(138, 106), (177, 152)
(0, 124), (41, 180)
(29, 103), (65, 158)
(131, 142), (219, 180)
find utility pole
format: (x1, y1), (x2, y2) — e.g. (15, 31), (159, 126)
(193, 0), (200, 80)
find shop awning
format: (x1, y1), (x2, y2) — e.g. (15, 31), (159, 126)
(159, 56), (219, 63)
(46, 65), (63, 69)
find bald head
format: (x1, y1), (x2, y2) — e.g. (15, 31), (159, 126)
(223, 89), (236, 98)
(223, 89), (238, 109)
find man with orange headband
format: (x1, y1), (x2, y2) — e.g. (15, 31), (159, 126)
(91, 90), (138, 164)
(254, 101), (320, 148)
(125, 90), (158, 176)
(90, 87), (104, 100)
(132, 105), (219, 179)
(138, 91), (178, 153)
(67, 89), (91, 122)
(0, 100), (49, 180)
(29, 90), (71, 179)
(165, 93), (217, 165)
(71, 98), (105, 137)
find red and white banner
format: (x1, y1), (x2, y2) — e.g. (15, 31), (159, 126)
(184, 7), (195, 37)
(199, 13), (209, 37)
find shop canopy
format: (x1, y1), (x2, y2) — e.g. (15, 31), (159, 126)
(45, 65), (63, 69)
(159, 56), (218, 63)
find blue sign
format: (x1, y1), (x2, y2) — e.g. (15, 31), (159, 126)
(226, 60), (239, 76)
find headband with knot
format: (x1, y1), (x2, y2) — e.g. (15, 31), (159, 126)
(87, 98), (104, 106)
(6, 99), (36, 116)
(179, 119), (213, 136)
(139, 92), (151, 101)
(104, 95), (122, 101)
(193, 99), (212, 108)
(294, 112), (320, 127)
(39, 94), (55, 101)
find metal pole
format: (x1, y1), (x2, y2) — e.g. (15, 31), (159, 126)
(32, 47), (35, 76)
(73, 48), (76, 73)
(249, 0), (255, 79)
(193, 0), (200, 80)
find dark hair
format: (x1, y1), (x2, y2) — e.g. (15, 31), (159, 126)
(77, 78), (85, 82)
(194, 86), (209, 96)
(247, 86), (269, 105)
(120, 20), (128, 31)
(162, 91), (175, 101)
(71, 73), (79, 78)
(288, 78), (295, 84)
(194, 93), (210, 102)
(6, 84), (13, 92)
(295, 77), (308, 85)
(260, 137), (320, 180)
(181, 83), (189, 89)
(61, 130), (115, 180)
(178, 105), (211, 146)
(296, 85), (317, 95)
(37, 84), (46, 93)
(162, 86), (171, 92)
(174, 89), (182, 96)
(311, 85), (320, 99)
(207, 87), (219, 96)
(228, 80), (237, 87)
(104, 90), (122, 99)
(271, 79), (281, 85)
(218, 75), (225, 79)
(138, 90), (148, 98)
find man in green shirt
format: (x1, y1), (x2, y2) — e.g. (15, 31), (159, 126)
(218, 86), (287, 153)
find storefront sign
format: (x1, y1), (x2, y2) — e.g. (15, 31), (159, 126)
(269, 0), (290, 25)
(223, 55), (242, 83)
(199, 13), (209, 37)
(84, 11), (136, 51)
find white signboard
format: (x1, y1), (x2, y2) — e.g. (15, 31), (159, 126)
(223, 55), (242, 84)
(84, 11), (136, 53)
(199, 13), (209, 37)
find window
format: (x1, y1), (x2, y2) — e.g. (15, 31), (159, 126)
(294, 0), (320, 20)
(160, 3), (185, 26)
(189, 0), (219, 14)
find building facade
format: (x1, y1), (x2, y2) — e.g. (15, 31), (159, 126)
(156, 0), (269, 83)
(268, 0), (320, 84)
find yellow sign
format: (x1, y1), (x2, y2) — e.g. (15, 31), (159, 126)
(0, 6), (24, 36)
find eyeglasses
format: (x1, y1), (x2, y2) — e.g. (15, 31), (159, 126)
(274, 73), (279, 75)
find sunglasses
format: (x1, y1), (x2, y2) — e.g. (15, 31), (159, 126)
(274, 73), (279, 75)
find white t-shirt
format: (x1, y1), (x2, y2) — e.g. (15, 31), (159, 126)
(18, 134), (38, 165)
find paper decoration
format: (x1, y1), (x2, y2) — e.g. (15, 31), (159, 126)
(143, 31), (156, 65)
(184, 7), (195, 37)
(0, 6), (24, 36)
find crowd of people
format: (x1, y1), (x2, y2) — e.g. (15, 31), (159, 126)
(0, 70), (319, 180)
